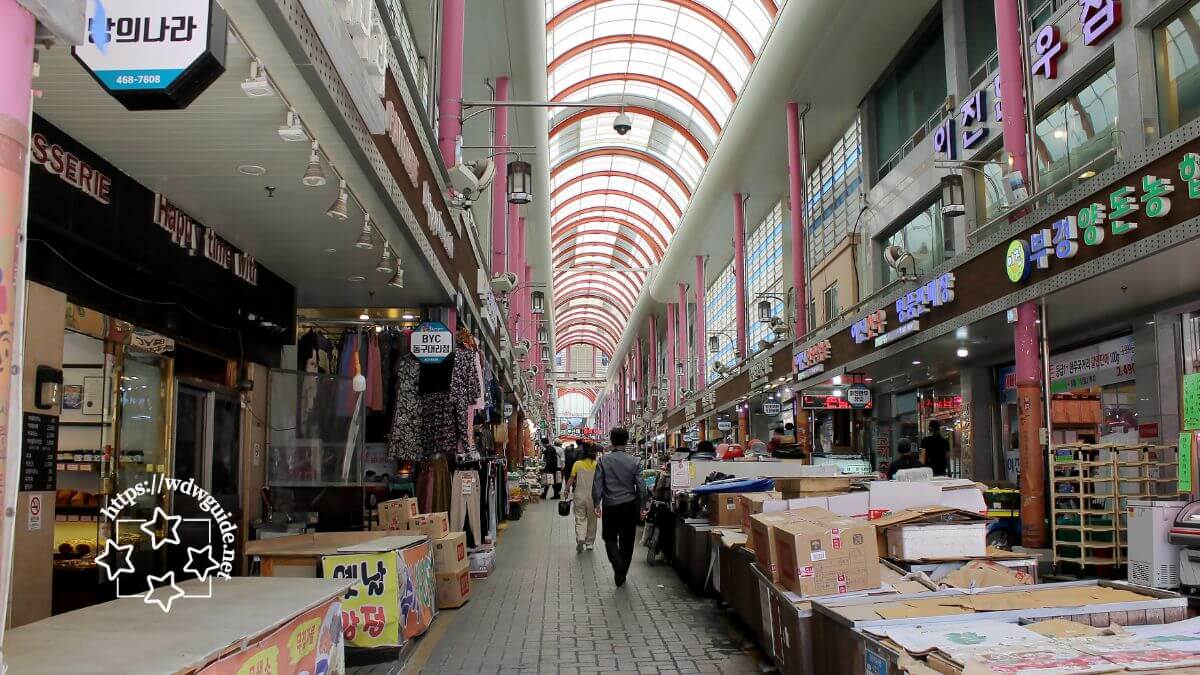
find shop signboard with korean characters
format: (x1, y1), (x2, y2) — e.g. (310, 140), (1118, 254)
(410, 322), (454, 364)
(73, 0), (228, 110)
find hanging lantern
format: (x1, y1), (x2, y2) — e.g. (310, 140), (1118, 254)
(541, 346), (550, 363)
(758, 299), (773, 322)
(507, 159), (532, 204)
(531, 290), (544, 315)
(537, 325), (547, 344)
(941, 174), (966, 217)
(708, 334), (719, 352)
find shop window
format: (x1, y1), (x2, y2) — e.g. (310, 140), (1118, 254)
(1155, 0), (1200, 134)
(871, 19), (948, 178)
(823, 282), (840, 324)
(705, 262), (737, 381)
(806, 117), (863, 266)
(1033, 65), (1119, 190)
(747, 203), (785, 350)
(964, 0), (998, 79)
(880, 199), (951, 286)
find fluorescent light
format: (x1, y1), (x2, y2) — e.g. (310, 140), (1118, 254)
(911, 360), (922, 365)
(1078, 170), (1096, 180)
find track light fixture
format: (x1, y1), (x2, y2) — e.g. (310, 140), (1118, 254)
(326, 179), (349, 220)
(301, 141), (326, 187)
(387, 264), (405, 288)
(277, 110), (307, 142)
(376, 246), (395, 273)
(355, 214), (374, 250)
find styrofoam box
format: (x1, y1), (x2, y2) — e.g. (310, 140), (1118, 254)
(887, 522), (988, 560)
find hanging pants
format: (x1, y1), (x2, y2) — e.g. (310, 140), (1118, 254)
(601, 500), (639, 580)
(450, 470), (482, 547)
(572, 467), (597, 545)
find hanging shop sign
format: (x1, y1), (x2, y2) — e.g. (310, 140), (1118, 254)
(717, 419), (732, 432)
(749, 355), (773, 383)
(685, 400), (697, 418)
(702, 390), (716, 410)
(410, 321), (454, 364)
(846, 384), (872, 409)
(762, 401), (782, 416)
(1000, 334), (1135, 400)
(793, 339), (832, 380)
(26, 116), (294, 366)
(73, 0), (228, 110)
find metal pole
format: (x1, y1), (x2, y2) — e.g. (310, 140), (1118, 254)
(694, 255), (707, 391)
(786, 102), (810, 341)
(490, 76), (509, 277)
(733, 193), (749, 359)
(436, 0), (465, 167)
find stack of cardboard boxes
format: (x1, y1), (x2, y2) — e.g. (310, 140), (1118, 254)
(377, 498), (472, 608)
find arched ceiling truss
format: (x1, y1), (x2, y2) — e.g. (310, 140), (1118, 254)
(545, 0), (774, 386)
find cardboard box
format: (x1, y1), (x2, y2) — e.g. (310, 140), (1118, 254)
(377, 497), (420, 529)
(772, 508), (880, 597)
(827, 491), (870, 519)
(469, 548), (495, 578)
(708, 493), (744, 527)
(432, 531), (467, 572)
(748, 511), (807, 583)
(873, 506), (991, 561)
(773, 476), (852, 497)
(738, 491), (785, 534)
(435, 564), (472, 608)
(394, 512), (450, 541)
(867, 480), (941, 519)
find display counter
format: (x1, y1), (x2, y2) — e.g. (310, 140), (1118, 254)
(245, 530), (425, 577)
(2, 578), (351, 674)
(809, 580), (1188, 673)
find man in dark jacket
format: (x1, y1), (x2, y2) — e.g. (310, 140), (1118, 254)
(593, 427), (644, 587)
(541, 439), (561, 499)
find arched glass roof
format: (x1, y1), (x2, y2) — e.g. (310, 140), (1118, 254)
(548, 0), (774, 356)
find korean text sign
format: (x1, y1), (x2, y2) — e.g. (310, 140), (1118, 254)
(325, 552), (402, 648)
(198, 598), (344, 674)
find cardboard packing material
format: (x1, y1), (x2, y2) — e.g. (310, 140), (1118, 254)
(708, 493), (745, 527)
(749, 510), (809, 583)
(827, 491), (870, 519)
(940, 560), (1033, 589)
(772, 507), (880, 597)
(873, 506), (990, 561)
(738, 491), (785, 535)
(432, 531), (468, 572)
(867, 480), (987, 519)
(398, 512), (451, 541)
(435, 562), (472, 608)
(377, 497), (420, 529)
(773, 476), (852, 497)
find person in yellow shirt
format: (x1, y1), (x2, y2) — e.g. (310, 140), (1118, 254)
(566, 444), (599, 553)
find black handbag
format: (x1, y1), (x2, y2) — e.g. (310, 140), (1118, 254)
(557, 498), (572, 516)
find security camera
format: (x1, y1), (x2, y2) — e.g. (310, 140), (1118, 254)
(884, 245), (918, 279)
(613, 111), (632, 136)
(513, 339), (531, 359)
(491, 272), (518, 293)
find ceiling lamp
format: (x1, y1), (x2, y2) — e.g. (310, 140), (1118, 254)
(277, 110), (307, 142)
(376, 245), (395, 273)
(359, 311), (370, 321)
(387, 268), (405, 288)
(240, 60), (273, 97)
(507, 159), (532, 204)
(301, 141), (326, 187)
(531, 290), (544, 315)
(326, 180), (349, 220)
(355, 214), (374, 249)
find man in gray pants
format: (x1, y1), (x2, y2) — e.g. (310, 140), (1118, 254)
(592, 427), (643, 587)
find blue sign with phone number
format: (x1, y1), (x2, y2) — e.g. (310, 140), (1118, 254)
(94, 69), (184, 90)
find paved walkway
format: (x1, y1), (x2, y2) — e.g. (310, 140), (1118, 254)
(392, 499), (762, 674)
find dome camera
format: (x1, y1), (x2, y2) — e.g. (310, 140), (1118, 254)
(613, 111), (632, 136)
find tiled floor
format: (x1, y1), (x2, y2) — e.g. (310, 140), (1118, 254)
(352, 500), (763, 674)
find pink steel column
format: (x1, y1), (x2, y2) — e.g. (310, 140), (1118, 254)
(733, 193), (748, 359)
(677, 282), (688, 390)
(694, 256), (707, 389)
(490, 76), (509, 275)
(786, 103), (808, 339)
(436, 0), (466, 167)
(0, 0), (35, 648)
(523, 263), (532, 347)
(666, 304), (677, 408)
(648, 314), (658, 411)
(995, 0), (1046, 547)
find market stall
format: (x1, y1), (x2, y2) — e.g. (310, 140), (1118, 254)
(1, 578), (350, 674)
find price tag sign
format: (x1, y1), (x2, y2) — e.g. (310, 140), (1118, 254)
(762, 401), (782, 416)
(1185, 373), (1200, 431)
(847, 384), (872, 409)
(410, 321), (454, 364)
(1180, 432), (1194, 493)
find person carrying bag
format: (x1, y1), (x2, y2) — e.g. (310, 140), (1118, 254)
(565, 443), (598, 552)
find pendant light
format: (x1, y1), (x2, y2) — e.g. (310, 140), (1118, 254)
(376, 245), (395, 273)
(531, 290), (544, 315)
(326, 179), (349, 220)
(301, 141), (326, 187)
(387, 267), (405, 288)
(507, 159), (532, 204)
(537, 325), (547, 344)
(355, 213), (374, 250)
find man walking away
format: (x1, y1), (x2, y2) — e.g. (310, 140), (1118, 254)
(920, 420), (950, 477)
(593, 427), (644, 586)
(541, 438), (561, 499)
